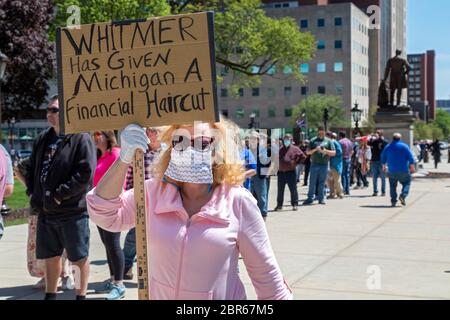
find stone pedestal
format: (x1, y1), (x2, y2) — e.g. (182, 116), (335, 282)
(374, 106), (415, 147)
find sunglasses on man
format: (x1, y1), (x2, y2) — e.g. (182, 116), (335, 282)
(46, 107), (59, 114)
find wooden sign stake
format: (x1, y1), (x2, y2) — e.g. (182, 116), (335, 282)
(133, 149), (149, 300)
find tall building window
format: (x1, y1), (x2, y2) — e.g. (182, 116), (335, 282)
(284, 87), (292, 97)
(235, 107), (245, 119)
(317, 40), (326, 50)
(284, 108), (293, 117)
(268, 88), (276, 97)
(336, 85), (343, 96)
(335, 17), (343, 26)
(221, 88), (228, 97)
(318, 86), (326, 94)
(251, 66), (260, 74)
(334, 62), (343, 72)
(335, 40), (342, 49)
(283, 66), (293, 74)
(268, 107), (276, 118)
(300, 63), (309, 74)
(301, 86), (308, 95)
(238, 88), (244, 97)
(300, 19), (308, 29)
(267, 66), (276, 75)
(252, 88), (260, 96)
(220, 67), (229, 76)
(317, 63), (326, 73)
(317, 18), (325, 27)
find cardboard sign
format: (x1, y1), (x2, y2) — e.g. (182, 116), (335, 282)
(56, 12), (218, 134)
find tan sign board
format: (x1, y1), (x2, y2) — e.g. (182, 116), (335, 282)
(56, 12), (218, 134)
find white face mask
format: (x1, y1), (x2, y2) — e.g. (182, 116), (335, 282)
(164, 147), (213, 184)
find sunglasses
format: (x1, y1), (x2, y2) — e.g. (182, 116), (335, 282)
(172, 136), (215, 152)
(47, 107), (59, 114)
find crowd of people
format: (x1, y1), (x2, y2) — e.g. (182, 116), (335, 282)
(0, 94), (423, 300)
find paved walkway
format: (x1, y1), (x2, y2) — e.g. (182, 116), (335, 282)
(1, 160), (449, 300)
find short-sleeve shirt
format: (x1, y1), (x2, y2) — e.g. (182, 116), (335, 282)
(309, 136), (335, 165)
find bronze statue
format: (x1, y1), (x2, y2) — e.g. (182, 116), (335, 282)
(383, 49), (411, 107)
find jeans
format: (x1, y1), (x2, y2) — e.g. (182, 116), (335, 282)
(307, 164), (329, 202)
(251, 175), (269, 217)
(123, 228), (136, 272)
(371, 161), (386, 194)
(277, 170), (298, 207)
(341, 159), (351, 194)
(388, 172), (412, 205)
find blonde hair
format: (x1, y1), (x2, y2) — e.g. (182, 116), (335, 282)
(153, 117), (246, 187)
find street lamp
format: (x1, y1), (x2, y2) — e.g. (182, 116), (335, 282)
(248, 112), (256, 129)
(7, 117), (15, 153)
(351, 102), (362, 137)
(323, 108), (329, 132)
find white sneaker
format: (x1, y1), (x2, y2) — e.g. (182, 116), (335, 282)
(33, 278), (46, 290)
(60, 275), (75, 290)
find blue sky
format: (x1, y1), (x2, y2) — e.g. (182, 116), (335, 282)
(408, 0), (450, 99)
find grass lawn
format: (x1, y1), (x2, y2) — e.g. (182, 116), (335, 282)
(2, 178), (29, 227)
(5, 178), (29, 210)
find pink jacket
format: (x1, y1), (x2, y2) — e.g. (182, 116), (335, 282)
(86, 180), (293, 300)
(93, 147), (121, 187)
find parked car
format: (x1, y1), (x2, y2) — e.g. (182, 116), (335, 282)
(440, 142), (448, 150)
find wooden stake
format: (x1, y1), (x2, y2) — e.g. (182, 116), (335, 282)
(133, 148), (149, 300)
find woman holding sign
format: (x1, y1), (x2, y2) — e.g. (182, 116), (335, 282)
(86, 119), (292, 300)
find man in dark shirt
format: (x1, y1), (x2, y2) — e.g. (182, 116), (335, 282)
(368, 129), (388, 196)
(27, 95), (96, 300)
(303, 127), (336, 205)
(274, 134), (306, 212)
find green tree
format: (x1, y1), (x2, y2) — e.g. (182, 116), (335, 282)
(49, 0), (171, 41)
(434, 109), (450, 138)
(291, 95), (347, 130)
(50, 0), (316, 92)
(181, 0), (315, 92)
(413, 120), (432, 141)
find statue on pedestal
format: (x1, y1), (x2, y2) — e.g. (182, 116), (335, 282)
(379, 49), (411, 109)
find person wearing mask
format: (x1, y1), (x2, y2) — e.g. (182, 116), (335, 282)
(326, 132), (343, 199)
(381, 133), (416, 207)
(338, 132), (353, 195)
(248, 132), (271, 221)
(26, 95), (96, 300)
(368, 130), (388, 196)
(122, 127), (162, 280)
(87, 120), (293, 300)
(92, 131), (127, 300)
(274, 135), (306, 212)
(303, 127), (336, 205)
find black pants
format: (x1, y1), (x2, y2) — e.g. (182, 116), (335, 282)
(277, 170), (299, 207)
(303, 161), (311, 185)
(97, 227), (124, 281)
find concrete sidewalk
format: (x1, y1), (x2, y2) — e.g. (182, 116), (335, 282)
(1, 161), (450, 300)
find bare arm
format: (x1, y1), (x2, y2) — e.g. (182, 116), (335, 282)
(95, 159), (129, 200)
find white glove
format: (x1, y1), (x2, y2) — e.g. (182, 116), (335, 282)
(119, 124), (150, 164)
